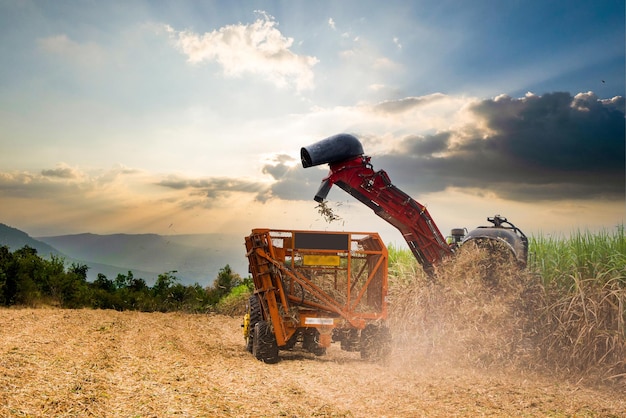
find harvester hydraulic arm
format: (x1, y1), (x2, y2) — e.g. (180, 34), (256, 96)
(302, 134), (453, 272)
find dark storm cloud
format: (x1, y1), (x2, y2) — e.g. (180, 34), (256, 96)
(267, 92), (624, 203)
(402, 133), (451, 155)
(377, 92), (625, 201)
(471, 92), (625, 172)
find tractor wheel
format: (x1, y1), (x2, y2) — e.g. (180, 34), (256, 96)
(302, 328), (327, 356)
(360, 324), (392, 362)
(252, 321), (279, 364)
(246, 295), (262, 353)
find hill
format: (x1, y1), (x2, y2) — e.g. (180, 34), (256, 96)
(0, 223), (63, 257)
(36, 232), (247, 286)
(0, 224), (248, 286)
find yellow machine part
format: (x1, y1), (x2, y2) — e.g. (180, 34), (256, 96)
(302, 254), (341, 266)
(242, 311), (250, 340)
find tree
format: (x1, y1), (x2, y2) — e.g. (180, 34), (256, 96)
(208, 265), (241, 304)
(152, 271), (180, 312)
(0, 245), (14, 305)
(69, 263), (89, 280)
(58, 262), (90, 308)
(114, 271), (133, 289)
(153, 271), (178, 297)
(93, 273), (115, 293)
(41, 255), (69, 305)
(90, 273), (120, 310)
(12, 246), (43, 305)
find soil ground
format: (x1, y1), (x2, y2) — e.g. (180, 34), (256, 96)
(1, 308), (624, 417)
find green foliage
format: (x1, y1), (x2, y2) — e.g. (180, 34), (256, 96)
(387, 242), (422, 284)
(214, 283), (252, 316)
(207, 264), (242, 305)
(388, 226), (626, 288)
(0, 245), (91, 307)
(0, 245), (242, 313)
(529, 225), (626, 286)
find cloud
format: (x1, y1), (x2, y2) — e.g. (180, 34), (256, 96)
(470, 92), (624, 173)
(41, 164), (80, 179)
(386, 92), (624, 201)
(166, 11), (318, 91)
(0, 165), (144, 200)
(372, 93), (448, 114)
(259, 154), (326, 201)
(268, 91), (625, 203)
(156, 175), (270, 205)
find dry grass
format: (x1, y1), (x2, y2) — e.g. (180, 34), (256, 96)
(316, 200), (342, 224)
(1, 306), (625, 417)
(537, 275), (626, 381)
(388, 244), (626, 388)
(388, 245), (535, 368)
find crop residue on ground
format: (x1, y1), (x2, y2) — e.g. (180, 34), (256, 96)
(1, 307), (624, 417)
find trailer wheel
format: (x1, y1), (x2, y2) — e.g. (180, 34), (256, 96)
(337, 328), (360, 352)
(303, 328), (327, 356)
(246, 295), (262, 353)
(252, 321), (279, 364)
(283, 331), (299, 350)
(360, 324), (392, 362)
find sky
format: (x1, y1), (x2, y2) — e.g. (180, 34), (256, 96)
(0, 0), (624, 249)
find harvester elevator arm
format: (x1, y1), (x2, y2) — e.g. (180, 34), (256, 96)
(301, 134), (453, 272)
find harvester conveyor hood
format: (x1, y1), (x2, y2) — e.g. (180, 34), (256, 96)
(301, 133), (364, 168)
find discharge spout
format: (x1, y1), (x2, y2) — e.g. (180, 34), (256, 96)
(301, 134), (364, 168)
(313, 179), (332, 203)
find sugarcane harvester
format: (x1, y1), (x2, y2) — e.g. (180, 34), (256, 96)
(243, 133), (527, 363)
(300, 133), (529, 274)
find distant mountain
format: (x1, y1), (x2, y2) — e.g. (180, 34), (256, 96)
(0, 223), (63, 257)
(0, 223), (249, 287)
(36, 232), (248, 286)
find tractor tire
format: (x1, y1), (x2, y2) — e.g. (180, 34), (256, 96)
(303, 328), (327, 356)
(246, 295), (262, 353)
(252, 321), (279, 364)
(360, 324), (392, 362)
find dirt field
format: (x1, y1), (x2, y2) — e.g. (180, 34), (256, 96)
(0, 308), (624, 417)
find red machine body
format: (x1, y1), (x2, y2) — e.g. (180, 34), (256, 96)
(301, 134), (528, 273)
(318, 155), (452, 272)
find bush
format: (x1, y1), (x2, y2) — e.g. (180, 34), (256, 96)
(214, 284), (252, 316)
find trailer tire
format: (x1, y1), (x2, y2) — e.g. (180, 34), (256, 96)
(303, 328), (327, 356)
(338, 328), (360, 352)
(246, 295), (262, 353)
(253, 321), (279, 364)
(360, 324), (392, 362)
(283, 331), (299, 350)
